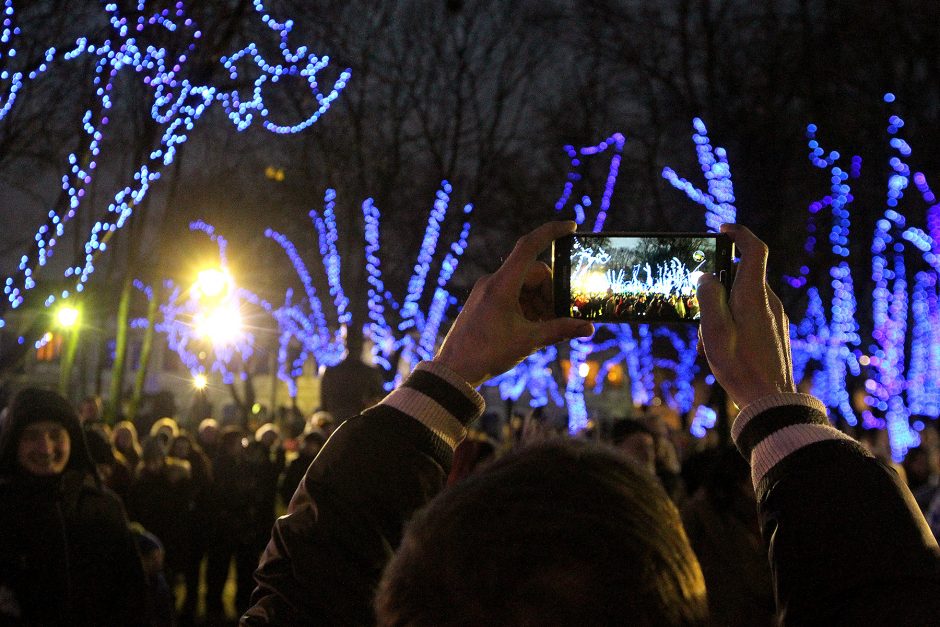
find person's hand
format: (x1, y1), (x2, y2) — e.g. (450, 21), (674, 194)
(696, 224), (796, 409)
(433, 221), (595, 387)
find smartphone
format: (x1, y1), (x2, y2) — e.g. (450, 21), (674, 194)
(552, 232), (735, 323)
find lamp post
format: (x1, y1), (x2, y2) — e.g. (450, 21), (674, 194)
(188, 267), (246, 424)
(56, 305), (81, 397)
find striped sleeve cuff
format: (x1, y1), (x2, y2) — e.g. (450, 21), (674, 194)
(748, 423), (856, 487)
(730, 393), (854, 487)
(379, 361), (485, 451)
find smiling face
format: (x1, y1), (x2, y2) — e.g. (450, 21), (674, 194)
(17, 421), (71, 476)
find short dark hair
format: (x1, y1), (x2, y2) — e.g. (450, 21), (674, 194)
(376, 439), (708, 626)
(610, 418), (654, 446)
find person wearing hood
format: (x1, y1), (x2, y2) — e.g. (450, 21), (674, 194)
(0, 388), (148, 626)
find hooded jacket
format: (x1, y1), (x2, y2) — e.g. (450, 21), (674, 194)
(0, 388), (148, 626)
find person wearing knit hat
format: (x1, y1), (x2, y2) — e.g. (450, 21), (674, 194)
(0, 388), (148, 626)
(0, 387), (97, 479)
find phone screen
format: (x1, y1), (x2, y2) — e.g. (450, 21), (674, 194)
(553, 233), (733, 323)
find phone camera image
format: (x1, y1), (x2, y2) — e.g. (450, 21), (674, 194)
(566, 235), (717, 323)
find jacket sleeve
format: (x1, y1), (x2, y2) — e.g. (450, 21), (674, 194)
(241, 361), (484, 626)
(732, 393), (940, 625)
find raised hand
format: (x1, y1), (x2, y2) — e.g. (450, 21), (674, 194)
(434, 221), (595, 387)
(696, 224), (797, 409)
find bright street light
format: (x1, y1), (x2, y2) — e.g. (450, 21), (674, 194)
(56, 306), (80, 328)
(193, 373), (208, 390)
(195, 302), (243, 345)
(193, 268), (231, 299)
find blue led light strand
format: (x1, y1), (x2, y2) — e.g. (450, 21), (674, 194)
(554, 133), (625, 232)
(364, 183), (475, 387)
(661, 118), (737, 231)
(0, 0), (349, 316)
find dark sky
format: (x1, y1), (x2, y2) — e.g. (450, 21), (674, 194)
(1, 0), (938, 317)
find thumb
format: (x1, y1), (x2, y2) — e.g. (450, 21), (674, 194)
(537, 318), (595, 347)
(696, 273), (733, 352)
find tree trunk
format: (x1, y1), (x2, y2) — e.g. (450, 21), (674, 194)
(58, 322), (81, 400)
(107, 275), (133, 421)
(128, 283), (160, 421)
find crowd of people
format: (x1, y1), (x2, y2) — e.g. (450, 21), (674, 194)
(1, 221), (939, 625)
(572, 289), (699, 321)
(0, 390), (333, 626)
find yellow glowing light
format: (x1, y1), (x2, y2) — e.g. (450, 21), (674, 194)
(195, 303), (243, 345)
(194, 268), (231, 299)
(607, 364), (624, 385)
(582, 271), (609, 296)
(193, 374), (208, 390)
(265, 166), (286, 182)
(56, 306), (80, 328)
(252, 403), (262, 415)
(858, 355), (870, 366)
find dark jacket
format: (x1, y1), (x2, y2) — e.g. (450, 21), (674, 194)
(241, 369), (940, 625)
(733, 399), (940, 625)
(0, 389), (148, 625)
(242, 363), (479, 625)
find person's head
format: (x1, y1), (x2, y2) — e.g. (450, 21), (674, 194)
(78, 395), (103, 424)
(84, 426), (117, 482)
(197, 418), (220, 447)
(112, 420), (141, 454)
(376, 439), (707, 626)
(611, 418), (657, 475)
(903, 446), (930, 489)
(307, 410), (335, 435)
(0, 388), (96, 479)
(219, 426), (247, 457)
(300, 430), (326, 457)
(149, 417), (180, 449)
(255, 422), (281, 450)
(170, 432), (194, 459)
(140, 436), (167, 475)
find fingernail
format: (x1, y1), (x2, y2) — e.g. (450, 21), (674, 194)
(577, 322), (595, 336)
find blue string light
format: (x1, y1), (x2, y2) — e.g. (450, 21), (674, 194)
(564, 338), (592, 433)
(0, 0), (349, 316)
(865, 101), (922, 460)
(661, 118), (737, 231)
(554, 133), (625, 231)
(690, 405), (717, 439)
(785, 123), (862, 425)
(361, 183), (474, 389)
(488, 346), (564, 408)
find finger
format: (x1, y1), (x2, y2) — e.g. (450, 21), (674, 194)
(696, 273), (733, 357)
(522, 261), (552, 293)
(766, 283), (794, 386)
(720, 223), (769, 307)
(534, 317), (594, 347)
(499, 221), (577, 291)
(521, 262), (554, 321)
